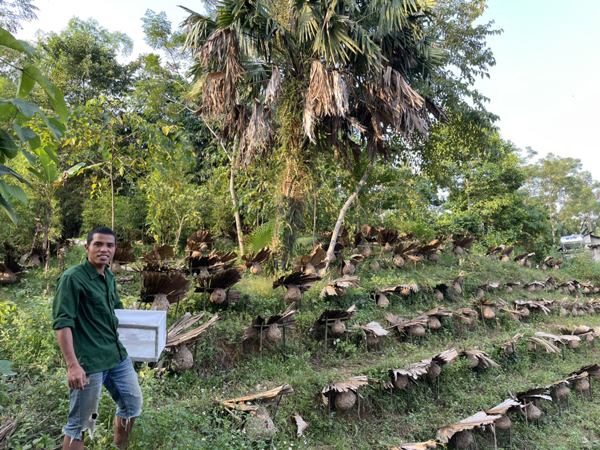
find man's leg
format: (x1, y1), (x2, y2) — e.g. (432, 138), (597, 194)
(114, 416), (136, 449)
(62, 373), (103, 450)
(103, 357), (143, 450)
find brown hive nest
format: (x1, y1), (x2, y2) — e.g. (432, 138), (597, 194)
(311, 305), (356, 335)
(437, 411), (501, 445)
(321, 376), (374, 411)
(195, 268), (242, 304)
(172, 344), (194, 372)
(243, 303), (297, 341)
(320, 276), (360, 297)
(241, 246), (272, 275)
(273, 271), (321, 303)
(295, 245), (327, 274)
(185, 230), (214, 253)
(141, 271), (190, 305)
(461, 350), (500, 370)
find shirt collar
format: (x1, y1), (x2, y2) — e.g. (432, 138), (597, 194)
(83, 258), (105, 280)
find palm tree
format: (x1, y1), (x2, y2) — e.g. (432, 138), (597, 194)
(181, 0), (444, 266)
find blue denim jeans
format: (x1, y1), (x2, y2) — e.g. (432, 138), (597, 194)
(63, 356), (143, 441)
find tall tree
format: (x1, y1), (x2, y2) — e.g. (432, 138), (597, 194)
(0, 0), (37, 32)
(181, 0), (444, 265)
(37, 17), (136, 107)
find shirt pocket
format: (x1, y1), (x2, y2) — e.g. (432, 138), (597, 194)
(88, 296), (106, 317)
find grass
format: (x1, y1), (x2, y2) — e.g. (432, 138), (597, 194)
(2, 247), (600, 449)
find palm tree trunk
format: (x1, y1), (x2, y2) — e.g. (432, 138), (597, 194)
(230, 166), (245, 256)
(324, 154), (375, 272)
(110, 137), (115, 230)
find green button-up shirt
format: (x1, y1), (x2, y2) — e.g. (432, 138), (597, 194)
(52, 258), (128, 374)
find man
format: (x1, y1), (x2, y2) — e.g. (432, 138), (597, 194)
(53, 227), (142, 449)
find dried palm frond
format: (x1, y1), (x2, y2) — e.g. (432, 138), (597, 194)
(294, 414), (308, 436)
(487, 398), (522, 416)
(311, 305), (356, 332)
(142, 245), (175, 263)
(386, 313), (429, 333)
(195, 268), (241, 292)
(461, 350), (500, 369)
(321, 376), (374, 406)
(378, 228), (399, 248)
(112, 241), (136, 264)
(188, 250), (238, 276)
(264, 66), (282, 105)
(356, 321), (389, 337)
(141, 272), (190, 304)
(238, 99), (275, 167)
(242, 246), (272, 268)
(452, 236), (475, 255)
(273, 272), (321, 292)
(515, 300), (553, 315)
(500, 246), (514, 260)
(186, 230), (214, 253)
(514, 252), (535, 266)
(295, 245), (327, 273)
(424, 306), (453, 318)
(221, 385), (294, 412)
(437, 411), (501, 443)
(433, 348), (459, 366)
(392, 440), (438, 450)
(515, 387), (552, 403)
(360, 225), (380, 242)
(527, 336), (562, 354)
(485, 245), (504, 257)
(321, 276), (360, 297)
(166, 313), (219, 348)
(243, 303), (298, 341)
(453, 308), (478, 325)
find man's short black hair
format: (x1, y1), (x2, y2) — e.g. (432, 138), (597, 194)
(87, 227), (117, 246)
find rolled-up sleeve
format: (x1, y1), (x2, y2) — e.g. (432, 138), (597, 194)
(52, 275), (78, 330)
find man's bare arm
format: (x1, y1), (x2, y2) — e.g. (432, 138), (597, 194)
(56, 328), (86, 390)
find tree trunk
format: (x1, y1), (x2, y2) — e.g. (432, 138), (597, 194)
(43, 195), (52, 273)
(230, 166), (245, 256)
(324, 154), (376, 272)
(110, 137), (115, 230)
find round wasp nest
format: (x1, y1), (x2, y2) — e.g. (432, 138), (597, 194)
(568, 284), (577, 293)
(578, 309), (586, 317)
(525, 403), (542, 420)
(555, 384), (570, 398)
(361, 245), (372, 258)
(393, 254), (405, 268)
(524, 260), (532, 268)
(433, 289), (444, 301)
(376, 293), (389, 308)
(568, 339), (580, 349)
(429, 253), (439, 262)
(393, 374), (408, 390)
(585, 333), (594, 343)
(501, 255), (510, 262)
(383, 243), (393, 253)
(428, 316), (442, 330)
(509, 312), (521, 321)
(409, 324), (425, 337)
(575, 378), (590, 392)
(366, 335), (380, 346)
(334, 390), (356, 411)
(342, 261), (356, 276)
(466, 354), (479, 368)
(520, 307), (530, 317)
(583, 287), (591, 294)
(453, 430), (474, 449)
(331, 319), (346, 335)
(250, 262), (263, 276)
(244, 406), (276, 440)
(210, 288), (227, 304)
(151, 293), (170, 311)
(527, 285), (536, 293)
(540, 263), (547, 271)
(304, 263), (316, 274)
(265, 323), (282, 343)
(370, 260), (380, 272)
(495, 414), (512, 430)
(452, 282), (462, 296)
(426, 362), (441, 379)
(559, 307), (568, 316)
(482, 306), (496, 320)
(284, 285), (302, 303)
(476, 288), (485, 298)
(504, 344), (514, 356)
(527, 340), (537, 351)
(454, 246), (465, 256)
(588, 307), (596, 315)
(172, 344), (194, 372)
(506, 285), (513, 293)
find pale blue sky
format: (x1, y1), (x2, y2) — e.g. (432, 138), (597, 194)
(17, 0), (600, 179)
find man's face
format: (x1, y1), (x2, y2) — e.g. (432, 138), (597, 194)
(85, 233), (116, 271)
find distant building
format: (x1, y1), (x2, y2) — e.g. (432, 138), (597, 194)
(560, 233), (600, 261)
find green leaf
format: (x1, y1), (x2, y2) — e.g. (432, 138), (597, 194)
(27, 167), (44, 181)
(17, 65), (36, 99)
(0, 129), (19, 159)
(0, 163), (27, 183)
(0, 179), (27, 204)
(0, 360), (17, 376)
(0, 101), (17, 121)
(0, 195), (17, 224)
(66, 162), (86, 176)
(13, 123), (36, 143)
(0, 28), (37, 57)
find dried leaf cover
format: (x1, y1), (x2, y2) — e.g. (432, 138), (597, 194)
(272, 272), (321, 291)
(390, 441), (438, 450)
(486, 398), (522, 415)
(311, 305), (357, 331)
(195, 268), (241, 292)
(166, 314), (219, 348)
(321, 376), (375, 405)
(357, 321), (389, 337)
(437, 411), (501, 443)
(141, 272), (190, 303)
(461, 350), (500, 369)
(386, 313), (428, 332)
(294, 414), (308, 436)
(220, 385), (294, 412)
(295, 245), (327, 273)
(321, 276), (360, 297)
(242, 246), (272, 267)
(243, 303), (297, 341)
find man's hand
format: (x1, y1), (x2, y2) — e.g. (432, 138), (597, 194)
(56, 327), (87, 389)
(67, 362), (87, 390)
